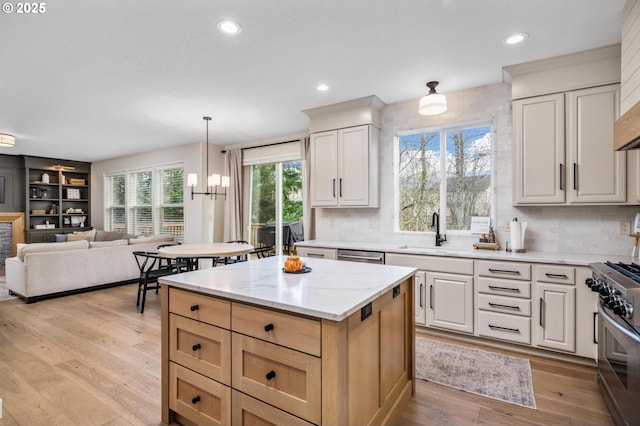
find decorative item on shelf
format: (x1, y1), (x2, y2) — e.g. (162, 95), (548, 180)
(419, 81), (447, 115)
(63, 217), (71, 226)
(34, 224), (55, 229)
(30, 187), (38, 198)
(41, 173), (49, 183)
(68, 178), (85, 185)
(39, 187), (48, 198)
(61, 174), (66, 184)
(66, 188), (81, 199)
(70, 216), (81, 227)
(31, 209), (46, 215)
(187, 116), (230, 200)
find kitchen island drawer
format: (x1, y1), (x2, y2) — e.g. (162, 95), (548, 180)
(478, 311), (531, 344)
(169, 313), (231, 385)
(477, 277), (531, 298)
(231, 333), (321, 424)
(169, 362), (231, 426)
(169, 287), (231, 328)
(535, 264), (576, 284)
(478, 294), (531, 317)
(231, 390), (315, 426)
(231, 302), (321, 357)
(477, 261), (531, 280)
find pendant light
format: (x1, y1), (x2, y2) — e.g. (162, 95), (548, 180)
(419, 81), (447, 115)
(187, 116), (229, 200)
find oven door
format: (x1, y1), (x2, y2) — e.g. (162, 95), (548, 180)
(598, 302), (640, 426)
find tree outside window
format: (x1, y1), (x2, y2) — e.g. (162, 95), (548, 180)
(398, 125), (492, 232)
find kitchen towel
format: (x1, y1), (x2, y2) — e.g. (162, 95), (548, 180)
(509, 220), (527, 250)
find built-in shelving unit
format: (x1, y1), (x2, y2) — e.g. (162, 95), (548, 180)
(24, 156), (91, 243)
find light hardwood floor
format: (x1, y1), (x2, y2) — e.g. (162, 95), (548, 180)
(0, 283), (613, 426)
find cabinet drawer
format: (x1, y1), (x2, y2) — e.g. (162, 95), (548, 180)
(535, 264), (575, 285)
(231, 390), (314, 426)
(477, 277), (531, 299)
(232, 302), (321, 357)
(478, 294), (531, 317)
(169, 362), (231, 426)
(231, 333), (321, 424)
(169, 288), (230, 329)
(296, 246), (337, 260)
(170, 314), (231, 385)
(478, 311), (531, 345)
(476, 261), (531, 280)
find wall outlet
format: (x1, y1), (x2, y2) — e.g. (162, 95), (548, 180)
(619, 221), (631, 235)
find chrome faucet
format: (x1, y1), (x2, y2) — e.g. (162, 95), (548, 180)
(432, 212), (447, 246)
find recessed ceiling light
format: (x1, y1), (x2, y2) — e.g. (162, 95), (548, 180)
(317, 83), (329, 91)
(217, 19), (242, 35)
(503, 32), (528, 45)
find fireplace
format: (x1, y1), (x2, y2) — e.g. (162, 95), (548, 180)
(0, 213), (25, 264)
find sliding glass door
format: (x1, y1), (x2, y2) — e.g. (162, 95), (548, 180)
(250, 160), (302, 255)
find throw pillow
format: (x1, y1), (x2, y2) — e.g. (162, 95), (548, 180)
(128, 234), (175, 245)
(94, 230), (134, 242)
(55, 234), (67, 242)
(67, 233), (92, 242)
(72, 229), (97, 241)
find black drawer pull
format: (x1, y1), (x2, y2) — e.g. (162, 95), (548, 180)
(488, 285), (520, 293)
(192, 343), (201, 351)
(192, 396), (201, 404)
(264, 323), (274, 332)
(266, 370), (276, 380)
(488, 268), (521, 275)
(545, 273), (568, 279)
(488, 302), (520, 311)
(190, 304), (199, 312)
(488, 324), (520, 333)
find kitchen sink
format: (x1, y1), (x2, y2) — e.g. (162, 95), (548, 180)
(395, 245), (473, 255)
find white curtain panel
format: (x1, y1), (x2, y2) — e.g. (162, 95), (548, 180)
(224, 149), (243, 241)
(300, 136), (315, 241)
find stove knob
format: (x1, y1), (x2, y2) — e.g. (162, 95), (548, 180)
(591, 279), (603, 292)
(585, 278), (595, 288)
(625, 303), (634, 319)
(605, 297), (618, 309)
(613, 303), (625, 316)
(599, 284), (613, 297)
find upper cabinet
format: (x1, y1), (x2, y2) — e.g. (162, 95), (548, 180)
(304, 96), (384, 208)
(505, 45), (627, 206)
(513, 84), (625, 205)
(309, 125), (379, 207)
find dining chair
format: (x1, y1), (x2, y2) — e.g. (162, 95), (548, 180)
(132, 251), (178, 313)
(217, 240), (250, 265)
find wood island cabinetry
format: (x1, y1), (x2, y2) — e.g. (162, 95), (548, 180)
(161, 257), (415, 426)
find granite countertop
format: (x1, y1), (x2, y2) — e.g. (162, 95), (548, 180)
(295, 240), (634, 266)
(159, 255), (416, 321)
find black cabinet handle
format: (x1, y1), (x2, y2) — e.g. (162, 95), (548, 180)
(339, 178), (343, 197)
(419, 283), (423, 308)
(264, 323), (274, 332)
(593, 312), (598, 344)
(488, 324), (520, 333)
(573, 163), (577, 190)
(192, 343), (201, 351)
(332, 179), (336, 197)
(488, 285), (520, 293)
(488, 302), (520, 311)
(192, 396), (201, 404)
(266, 370), (276, 380)
(190, 304), (199, 312)
(559, 163), (564, 190)
(545, 273), (568, 279)
(539, 298), (544, 327)
(429, 285), (433, 310)
(488, 268), (521, 275)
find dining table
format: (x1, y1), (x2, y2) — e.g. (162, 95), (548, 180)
(157, 242), (254, 270)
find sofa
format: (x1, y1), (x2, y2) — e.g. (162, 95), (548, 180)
(5, 230), (176, 303)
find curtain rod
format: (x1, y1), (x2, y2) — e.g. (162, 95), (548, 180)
(220, 138), (300, 154)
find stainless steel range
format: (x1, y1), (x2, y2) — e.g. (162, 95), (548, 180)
(588, 262), (640, 426)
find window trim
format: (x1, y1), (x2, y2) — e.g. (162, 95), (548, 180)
(394, 119), (496, 235)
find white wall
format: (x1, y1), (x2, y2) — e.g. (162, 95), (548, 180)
(91, 142), (227, 243)
(314, 83), (640, 257)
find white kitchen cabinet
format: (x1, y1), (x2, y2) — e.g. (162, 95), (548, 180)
(414, 271), (427, 326)
(296, 246), (337, 260)
(513, 84), (625, 205)
(513, 93), (566, 204)
(426, 271), (473, 334)
(309, 124), (379, 208)
(535, 283), (576, 353)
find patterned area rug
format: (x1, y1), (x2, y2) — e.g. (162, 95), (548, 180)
(0, 274), (17, 301)
(416, 338), (537, 409)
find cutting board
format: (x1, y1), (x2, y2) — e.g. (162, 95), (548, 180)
(472, 242), (501, 250)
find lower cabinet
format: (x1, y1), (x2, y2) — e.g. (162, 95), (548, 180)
(296, 246), (337, 260)
(426, 271), (473, 333)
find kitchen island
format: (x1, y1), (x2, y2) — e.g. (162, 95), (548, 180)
(159, 255), (416, 426)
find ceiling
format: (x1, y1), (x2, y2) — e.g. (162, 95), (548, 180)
(0, 0), (626, 162)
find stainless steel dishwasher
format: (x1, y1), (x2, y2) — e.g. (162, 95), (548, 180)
(336, 249), (385, 264)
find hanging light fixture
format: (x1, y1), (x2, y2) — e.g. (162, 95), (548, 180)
(187, 116), (230, 200)
(0, 133), (16, 147)
(419, 81), (447, 115)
